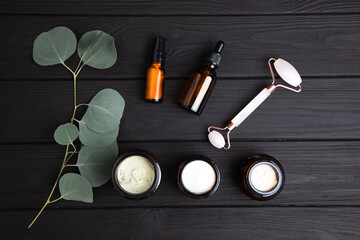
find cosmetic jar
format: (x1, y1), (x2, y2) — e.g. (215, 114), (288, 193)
(177, 156), (220, 199)
(240, 154), (285, 201)
(112, 150), (161, 200)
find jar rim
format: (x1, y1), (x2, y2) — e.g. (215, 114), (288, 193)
(248, 161), (283, 196)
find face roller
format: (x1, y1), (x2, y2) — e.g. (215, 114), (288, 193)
(208, 58), (302, 150)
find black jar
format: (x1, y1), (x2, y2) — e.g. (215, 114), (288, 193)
(240, 154), (285, 201)
(177, 156), (221, 199)
(112, 150), (161, 200)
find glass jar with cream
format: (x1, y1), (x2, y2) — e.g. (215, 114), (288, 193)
(112, 151), (161, 200)
(177, 156), (220, 199)
(240, 154), (285, 201)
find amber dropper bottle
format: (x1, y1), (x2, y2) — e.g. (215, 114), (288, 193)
(145, 37), (166, 103)
(178, 41), (224, 115)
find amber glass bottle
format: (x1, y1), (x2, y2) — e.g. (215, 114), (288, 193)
(145, 37), (166, 103)
(178, 41), (224, 115)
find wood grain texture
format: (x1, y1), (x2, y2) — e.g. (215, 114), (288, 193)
(1, 1), (360, 239)
(2, 141), (359, 209)
(2, 0), (360, 15)
(1, 15), (360, 79)
(0, 78), (359, 143)
(3, 208), (360, 239)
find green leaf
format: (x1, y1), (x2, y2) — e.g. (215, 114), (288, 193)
(76, 143), (118, 187)
(83, 88), (125, 133)
(54, 123), (78, 145)
(78, 120), (119, 148)
(77, 30), (117, 69)
(59, 173), (93, 203)
(33, 26), (77, 66)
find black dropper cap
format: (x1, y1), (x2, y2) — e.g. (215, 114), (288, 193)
(152, 37), (166, 64)
(208, 41), (224, 66)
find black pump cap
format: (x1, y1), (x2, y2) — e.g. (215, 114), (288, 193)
(153, 37), (166, 64)
(208, 41), (224, 66)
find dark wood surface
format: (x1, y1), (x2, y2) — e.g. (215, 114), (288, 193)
(4, 208), (360, 239)
(1, 1), (360, 239)
(1, 78), (360, 143)
(2, 15), (360, 79)
(2, 0), (360, 15)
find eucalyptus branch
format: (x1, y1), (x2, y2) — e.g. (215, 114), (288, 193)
(30, 26), (121, 229)
(29, 68), (80, 229)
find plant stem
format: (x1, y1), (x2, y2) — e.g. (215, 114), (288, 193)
(71, 64), (87, 123)
(62, 62), (75, 75)
(28, 145), (70, 229)
(72, 74), (77, 121)
(29, 59), (86, 229)
(27, 199), (49, 229)
(76, 103), (88, 108)
(48, 197), (62, 204)
(71, 118), (80, 123)
(75, 63), (85, 77)
(67, 151), (78, 154)
(64, 150), (77, 165)
(74, 59), (83, 74)
(64, 164), (77, 167)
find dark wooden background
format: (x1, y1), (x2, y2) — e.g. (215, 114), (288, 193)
(1, 1), (360, 239)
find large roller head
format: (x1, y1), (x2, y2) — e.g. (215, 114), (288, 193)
(273, 58), (302, 87)
(208, 130), (226, 149)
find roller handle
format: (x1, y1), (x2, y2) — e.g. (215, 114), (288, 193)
(231, 88), (271, 127)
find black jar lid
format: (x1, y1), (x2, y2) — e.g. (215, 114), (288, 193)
(112, 150), (161, 200)
(240, 154), (285, 201)
(177, 155), (221, 199)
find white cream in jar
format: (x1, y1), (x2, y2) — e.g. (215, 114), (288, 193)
(250, 164), (278, 192)
(181, 160), (217, 195)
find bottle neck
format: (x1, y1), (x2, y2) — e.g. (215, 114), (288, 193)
(152, 61), (163, 67)
(205, 62), (217, 69)
(153, 46), (165, 64)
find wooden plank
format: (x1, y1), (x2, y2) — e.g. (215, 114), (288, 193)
(2, 0), (360, 15)
(4, 207), (360, 239)
(1, 141), (359, 209)
(0, 78), (359, 143)
(1, 15), (360, 79)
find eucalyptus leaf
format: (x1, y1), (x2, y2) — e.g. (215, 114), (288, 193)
(78, 120), (119, 148)
(59, 173), (93, 203)
(54, 123), (78, 145)
(83, 88), (125, 133)
(104, 141), (119, 157)
(77, 30), (117, 69)
(77, 143), (118, 187)
(33, 26), (77, 66)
